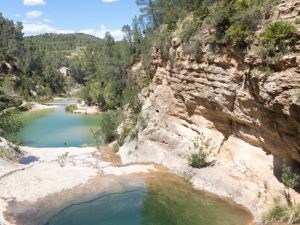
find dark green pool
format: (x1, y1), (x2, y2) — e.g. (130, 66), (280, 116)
(44, 175), (252, 225)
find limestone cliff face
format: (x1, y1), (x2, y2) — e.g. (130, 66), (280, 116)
(119, 0), (300, 220)
(123, 0), (300, 163)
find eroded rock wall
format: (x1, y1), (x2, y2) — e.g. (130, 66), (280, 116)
(119, 0), (300, 221)
(121, 0), (300, 163)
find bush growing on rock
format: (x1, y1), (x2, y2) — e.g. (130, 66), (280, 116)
(18, 103), (32, 112)
(0, 148), (9, 160)
(181, 20), (201, 43)
(262, 197), (287, 223)
(118, 127), (131, 146)
(0, 111), (22, 142)
(65, 104), (78, 113)
(57, 152), (69, 167)
(262, 162), (300, 224)
(260, 21), (298, 57)
(282, 161), (299, 206)
(188, 133), (214, 169)
(209, 0), (279, 51)
(99, 111), (123, 144)
(262, 197), (300, 224)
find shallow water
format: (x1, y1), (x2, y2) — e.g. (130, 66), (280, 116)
(43, 174), (252, 225)
(17, 106), (100, 147)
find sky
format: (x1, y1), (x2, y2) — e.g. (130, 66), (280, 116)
(0, 0), (140, 40)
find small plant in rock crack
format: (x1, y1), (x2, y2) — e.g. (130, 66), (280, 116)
(188, 132), (215, 169)
(57, 152), (69, 167)
(282, 161), (299, 206)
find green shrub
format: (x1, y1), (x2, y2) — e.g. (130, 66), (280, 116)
(189, 152), (209, 168)
(295, 18), (300, 24)
(262, 197), (300, 224)
(282, 161), (299, 206)
(122, 79), (141, 113)
(210, 0), (279, 50)
(262, 197), (287, 223)
(257, 65), (274, 75)
(0, 111), (23, 142)
(99, 111), (123, 143)
(181, 20), (201, 43)
(65, 104), (78, 113)
(211, 5), (232, 44)
(118, 126), (131, 146)
(288, 204), (300, 224)
(0, 91), (22, 111)
(260, 21), (298, 56)
(112, 143), (120, 153)
(57, 152), (69, 167)
(0, 148), (9, 159)
(18, 103), (32, 112)
(193, 4), (210, 20)
(188, 133), (214, 169)
(153, 30), (172, 61)
(225, 23), (250, 48)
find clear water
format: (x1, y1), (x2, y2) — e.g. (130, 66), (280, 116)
(17, 107), (100, 147)
(44, 176), (252, 225)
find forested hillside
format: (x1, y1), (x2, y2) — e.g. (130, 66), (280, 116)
(0, 12), (145, 112)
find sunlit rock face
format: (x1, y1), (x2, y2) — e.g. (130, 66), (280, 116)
(121, 0), (300, 164)
(119, 1), (300, 220)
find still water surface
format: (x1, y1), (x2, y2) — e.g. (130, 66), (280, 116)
(17, 99), (100, 147)
(44, 175), (252, 225)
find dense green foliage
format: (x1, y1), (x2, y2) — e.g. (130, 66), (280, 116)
(282, 161), (299, 206)
(282, 162), (299, 191)
(18, 103), (32, 112)
(188, 133), (213, 168)
(207, 0), (278, 51)
(0, 14), (24, 62)
(98, 111), (123, 143)
(0, 12), (105, 106)
(0, 111), (23, 141)
(132, 0), (280, 62)
(65, 104), (78, 113)
(260, 21), (298, 57)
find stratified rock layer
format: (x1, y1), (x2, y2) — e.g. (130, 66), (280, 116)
(130, 0), (300, 162)
(119, 0), (300, 221)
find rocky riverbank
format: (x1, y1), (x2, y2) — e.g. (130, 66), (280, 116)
(0, 146), (155, 225)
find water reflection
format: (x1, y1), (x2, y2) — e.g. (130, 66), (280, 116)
(44, 174), (252, 225)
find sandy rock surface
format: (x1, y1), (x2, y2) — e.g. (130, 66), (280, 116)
(0, 146), (156, 225)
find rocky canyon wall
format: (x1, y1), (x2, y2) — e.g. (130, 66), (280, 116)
(119, 0), (300, 221)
